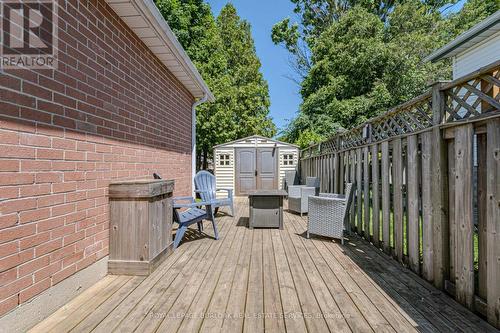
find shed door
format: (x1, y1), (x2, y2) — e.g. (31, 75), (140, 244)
(236, 148), (256, 195)
(235, 147), (278, 195)
(256, 148), (278, 190)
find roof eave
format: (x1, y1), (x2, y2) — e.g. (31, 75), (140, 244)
(424, 10), (500, 63)
(106, 0), (215, 102)
(213, 135), (299, 149)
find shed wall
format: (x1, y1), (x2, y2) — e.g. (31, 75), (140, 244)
(214, 148), (235, 199)
(278, 148), (299, 189)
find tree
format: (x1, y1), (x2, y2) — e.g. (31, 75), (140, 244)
(275, 0), (498, 145)
(155, 1), (275, 169)
(217, 4), (276, 140)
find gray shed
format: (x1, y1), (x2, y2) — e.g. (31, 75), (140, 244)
(213, 135), (299, 196)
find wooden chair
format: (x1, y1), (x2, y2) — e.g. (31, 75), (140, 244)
(172, 197), (218, 249)
(194, 170), (234, 216)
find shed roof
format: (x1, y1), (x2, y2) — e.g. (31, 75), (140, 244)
(214, 135), (299, 149)
(105, 0), (214, 102)
(424, 10), (500, 62)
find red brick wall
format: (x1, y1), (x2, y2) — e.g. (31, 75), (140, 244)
(0, 0), (195, 316)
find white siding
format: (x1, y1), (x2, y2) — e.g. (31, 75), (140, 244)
(278, 148), (299, 189)
(448, 32), (499, 120)
(452, 32), (499, 165)
(453, 31), (500, 78)
(214, 148), (234, 199)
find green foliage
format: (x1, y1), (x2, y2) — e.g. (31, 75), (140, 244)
(295, 129), (324, 149)
(217, 4), (276, 139)
(276, 0), (499, 144)
(155, 0), (275, 168)
(271, 18), (300, 53)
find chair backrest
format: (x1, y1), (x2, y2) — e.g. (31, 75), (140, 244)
(194, 171), (216, 202)
(343, 183), (356, 220)
(284, 170), (299, 189)
(305, 177), (320, 188)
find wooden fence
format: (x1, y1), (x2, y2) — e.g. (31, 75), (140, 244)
(299, 60), (500, 328)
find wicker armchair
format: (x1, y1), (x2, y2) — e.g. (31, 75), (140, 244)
(306, 183), (355, 244)
(288, 177), (320, 216)
(282, 170), (299, 191)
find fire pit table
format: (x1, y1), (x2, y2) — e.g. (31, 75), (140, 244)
(248, 190), (287, 229)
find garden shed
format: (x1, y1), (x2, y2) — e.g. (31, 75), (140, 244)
(213, 135), (299, 196)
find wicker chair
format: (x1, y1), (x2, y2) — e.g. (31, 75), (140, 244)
(306, 183), (355, 244)
(288, 177), (320, 216)
(282, 170), (300, 191)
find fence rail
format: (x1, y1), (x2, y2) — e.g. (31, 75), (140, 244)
(299, 60), (500, 328)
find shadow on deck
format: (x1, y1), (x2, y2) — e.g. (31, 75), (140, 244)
(29, 199), (497, 332)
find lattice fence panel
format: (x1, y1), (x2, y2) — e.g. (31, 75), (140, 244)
(444, 70), (500, 122)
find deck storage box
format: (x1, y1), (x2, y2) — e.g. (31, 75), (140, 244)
(108, 179), (174, 275)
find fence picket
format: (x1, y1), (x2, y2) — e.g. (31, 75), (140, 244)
(371, 144), (380, 248)
(381, 141), (391, 254)
(486, 118), (500, 327)
(363, 147), (370, 239)
(393, 138), (404, 262)
(454, 124), (474, 309)
(421, 131), (434, 282)
(356, 148), (363, 235)
(407, 135), (420, 274)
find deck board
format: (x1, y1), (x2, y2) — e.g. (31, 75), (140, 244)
(29, 198), (496, 333)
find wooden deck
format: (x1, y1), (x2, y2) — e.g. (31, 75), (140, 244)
(29, 198), (496, 333)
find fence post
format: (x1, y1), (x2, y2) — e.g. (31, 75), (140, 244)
(430, 81), (450, 290)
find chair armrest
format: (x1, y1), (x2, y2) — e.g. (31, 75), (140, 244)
(216, 188), (233, 195)
(173, 196), (215, 209)
(194, 190), (210, 194)
(320, 193), (346, 200)
(172, 196), (194, 203)
(173, 200), (214, 209)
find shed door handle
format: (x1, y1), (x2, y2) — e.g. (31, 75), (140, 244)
(255, 170), (258, 176)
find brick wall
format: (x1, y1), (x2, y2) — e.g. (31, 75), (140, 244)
(0, 0), (195, 316)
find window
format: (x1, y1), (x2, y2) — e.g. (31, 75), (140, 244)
(283, 154), (294, 166)
(219, 154), (230, 166)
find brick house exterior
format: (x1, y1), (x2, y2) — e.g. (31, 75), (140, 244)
(0, 0), (212, 321)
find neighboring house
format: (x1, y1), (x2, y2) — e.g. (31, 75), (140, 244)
(425, 10), (499, 228)
(424, 10), (500, 78)
(213, 135), (299, 196)
(0, 0), (213, 328)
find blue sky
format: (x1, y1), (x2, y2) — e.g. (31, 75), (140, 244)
(207, 0), (301, 133)
(206, 0), (468, 132)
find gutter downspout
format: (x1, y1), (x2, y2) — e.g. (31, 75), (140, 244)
(192, 93), (209, 196)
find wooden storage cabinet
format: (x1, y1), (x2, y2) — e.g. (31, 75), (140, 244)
(108, 179), (174, 275)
